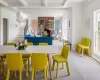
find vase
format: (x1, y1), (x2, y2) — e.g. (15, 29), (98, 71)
(16, 45), (25, 50)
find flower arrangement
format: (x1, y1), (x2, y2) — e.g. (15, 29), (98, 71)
(14, 40), (28, 50)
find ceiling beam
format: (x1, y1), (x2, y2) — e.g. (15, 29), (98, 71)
(84, 0), (94, 5)
(0, 0), (8, 7)
(62, 0), (68, 7)
(17, 0), (27, 6)
(42, 0), (48, 7)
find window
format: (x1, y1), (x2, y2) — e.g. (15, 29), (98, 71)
(62, 16), (68, 40)
(94, 10), (100, 54)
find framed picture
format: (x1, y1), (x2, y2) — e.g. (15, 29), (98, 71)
(85, 18), (90, 28)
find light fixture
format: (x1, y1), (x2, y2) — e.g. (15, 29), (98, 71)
(20, 12), (28, 19)
(59, 30), (61, 33)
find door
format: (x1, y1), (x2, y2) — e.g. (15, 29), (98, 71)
(3, 18), (8, 45)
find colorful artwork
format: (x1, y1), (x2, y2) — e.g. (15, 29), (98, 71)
(38, 17), (54, 35)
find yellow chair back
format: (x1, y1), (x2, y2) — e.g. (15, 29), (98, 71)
(39, 43), (48, 46)
(81, 38), (86, 45)
(31, 53), (48, 70)
(61, 45), (70, 59)
(7, 42), (14, 45)
(6, 53), (24, 70)
(84, 39), (91, 47)
(27, 42), (33, 46)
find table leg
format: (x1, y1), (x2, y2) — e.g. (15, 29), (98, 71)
(70, 44), (72, 50)
(28, 57), (30, 72)
(47, 54), (52, 80)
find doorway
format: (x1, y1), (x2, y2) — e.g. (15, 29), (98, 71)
(3, 18), (8, 45)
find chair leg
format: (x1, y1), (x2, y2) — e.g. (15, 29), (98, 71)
(6, 69), (10, 80)
(66, 61), (70, 76)
(87, 48), (91, 57)
(14, 71), (17, 77)
(31, 69), (34, 80)
(34, 70), (36, 78)
(28, 57), (30, 72)
(81, 48), (84, 57)
(0, 65), (2, 71)
(19, 69), (22, 80)
(78, 47), (81, 54)
(52, 60), (55, 71)
(56, 63), (59, 79)
(76, 45), (78, 52)
(25, 62), (28, 77)
(77, 45), (80, 54)
(62, 62), (64, 69)
(2, 64), (6, 77)
(46, 68), (48, 77)
(44, 69), (47, 80)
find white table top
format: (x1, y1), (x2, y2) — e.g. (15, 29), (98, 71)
(0, 45), (62, 54)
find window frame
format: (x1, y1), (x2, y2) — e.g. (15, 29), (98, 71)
(62, 16), (68, 40)
(94, 9), (100, 55)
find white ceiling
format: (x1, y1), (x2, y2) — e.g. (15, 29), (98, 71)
(2, 0), (87, 18)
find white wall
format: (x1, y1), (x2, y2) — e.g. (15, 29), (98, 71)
(67, 4), (83, 51)
(82, 0), (100, 53)
(0, 7), (20, 45)
(67, 7), (72, 44)
(72, 4), (83, 50)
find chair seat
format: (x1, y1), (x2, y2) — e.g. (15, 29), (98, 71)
(52, 55), (66, 62)
(79, 45), (89, 48)
(22, 54), (31, 58)
(76, 43), (83, 46)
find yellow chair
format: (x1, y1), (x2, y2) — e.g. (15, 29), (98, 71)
(52, 45), (70, 79)
(6, 53), (28, 80)
(39, 43), (48, 46)
(78, 39), (91, 56)
(27, 42), (33, 46)
(76, 38), (86, 53)
(7, 42), (14, 45)
(31, 53), (48, 80)
(0, 58), (6, 77)
(7, 42), (30, 73)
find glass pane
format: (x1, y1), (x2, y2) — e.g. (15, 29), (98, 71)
(95, 31), (100, 53)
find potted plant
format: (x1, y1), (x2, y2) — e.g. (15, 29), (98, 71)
(14, 40), (28, 50)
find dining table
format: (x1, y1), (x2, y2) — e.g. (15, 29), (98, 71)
(0, 45), (62, 80)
